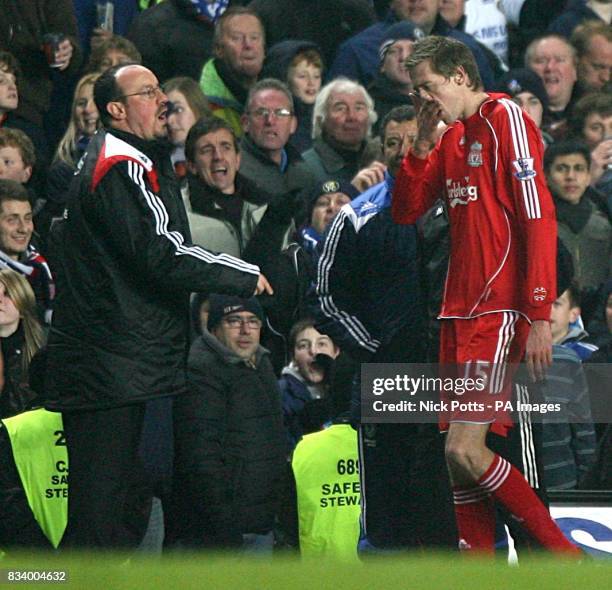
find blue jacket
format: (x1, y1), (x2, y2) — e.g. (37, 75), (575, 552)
(328, 12), (495, 89)
(314, 173), (423, 361)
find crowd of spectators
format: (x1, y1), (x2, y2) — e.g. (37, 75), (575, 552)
(0, 0), (610, 558)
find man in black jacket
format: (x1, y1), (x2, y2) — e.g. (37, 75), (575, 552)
(169, 294), (286, 552)
(45, 63), (271, 549)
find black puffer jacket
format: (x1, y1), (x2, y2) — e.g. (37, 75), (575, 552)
(45, 129), (259, 411)
(128, 0), (216, 82)
(169, 331), (286, 546)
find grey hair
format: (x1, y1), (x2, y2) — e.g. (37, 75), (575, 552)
(524, 34), (577, 69)
(246, 78), (294, 113)
(311, 77), (377, 140)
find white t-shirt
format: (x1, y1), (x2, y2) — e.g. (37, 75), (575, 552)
(496, 0), (526, 25)
(465, 0), (509, 64)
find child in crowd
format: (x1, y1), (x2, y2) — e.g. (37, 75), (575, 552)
(541, 283), (597, 490)
(279, 318), (340, 449)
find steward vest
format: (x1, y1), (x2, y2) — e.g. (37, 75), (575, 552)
(2, 409), (67, 548)
(292, 423), (360, 562)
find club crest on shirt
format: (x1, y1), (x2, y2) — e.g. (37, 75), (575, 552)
(513, 158), (537, 181)
(533, 287), (547, 302)
(467, 141), (483, 167)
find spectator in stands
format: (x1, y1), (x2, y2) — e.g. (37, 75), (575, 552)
(298, 179), (356, 258)
(248, 0), (375, 68)
(0, 0), (82, 130)
(279, 318), (340, 450)
(42, 73), (101, 243)
(571, 20), (612, 94)
(541, 283), (597, 490)
(368, 21), (423, 134)
(551, 282), (599, 361)
(328, 0), (494, 89)
(495, 68), (553, 145)
(261, 41), (324, 153)
(0, 53), (49, 187)
(0, 269), (46, 419)
(544, 141), (612, 296)
(128, 0), (228, 82)
(568, 92), (612, 200)
(548, 0), (612, 39)
(182, 117), (270, 257)
(239, 79), (311, 200)
(442, 0), (510, 66)
(86, 34), (142, 73)
(199, 7), (265, 138)
(525, 34), (579, 138)
(302, 78), (378, 185)
(0, 181), (54, 325)
(163, 77), (210, 179)
(0, 130), (34, 187)
(169, 294), (286, 551)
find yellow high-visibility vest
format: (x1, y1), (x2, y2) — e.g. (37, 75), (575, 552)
(292, 423), (361, 562)
(2, 409), (67, 548)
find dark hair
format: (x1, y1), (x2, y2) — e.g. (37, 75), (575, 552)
(567, 92), (612, 140)
(94, 63), (133, 127)
(87, 34), (142, 73)
(162, 76), (211, 121)
(564, 280), (581, 309)
(0, 51), (21, 79)
(185, 116), (238, 162)
(0, 128), (36, 168)
(380, 105), (416, 141)
(0, 178), (30, 209)
(246, 77), (294, 114)
(406, 36), (483, 91)
(544, 140), (591, 172)
(213, 7), (265, 50)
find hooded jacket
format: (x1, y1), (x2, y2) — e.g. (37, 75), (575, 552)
(169, 330), (286, 546)
(262, 40), (322, 152)
(45, 128), (259, 411)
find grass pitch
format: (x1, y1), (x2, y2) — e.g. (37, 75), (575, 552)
(1, 551), (609, 590)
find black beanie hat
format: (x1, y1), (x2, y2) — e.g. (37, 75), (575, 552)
(207, 294), (265, 332)
(496, 68), (549, 111)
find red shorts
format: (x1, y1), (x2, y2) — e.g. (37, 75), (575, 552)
(438, 312), (530, 436)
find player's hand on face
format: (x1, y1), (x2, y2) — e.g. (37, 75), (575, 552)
(410, 93), (443, 143)
(525, 320), (553, 382)
(351, 161), (387, 192)
(254, 273), (273, 296)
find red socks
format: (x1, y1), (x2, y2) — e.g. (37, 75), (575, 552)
(453, 454), (581, 556)
(452, 486), (496, 555)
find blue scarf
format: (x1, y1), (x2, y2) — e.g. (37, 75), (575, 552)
(189, 0), (229, 22)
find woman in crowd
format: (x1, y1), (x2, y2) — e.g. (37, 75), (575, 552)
(162, 77), (210, 178)
(0, 270), (45, 419)
(262, 41), (324, 153)
(40, 73), (101, 242)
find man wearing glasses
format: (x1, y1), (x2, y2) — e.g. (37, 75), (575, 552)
(45, 63), (272, 549)
(169, 294), (286, 552)
(239, 78), (310, 201)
